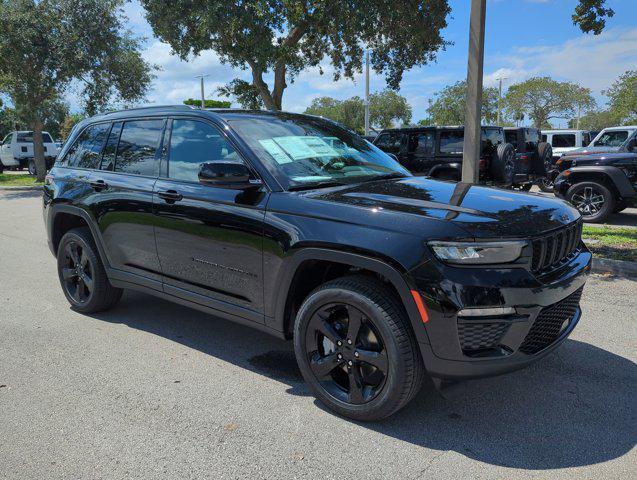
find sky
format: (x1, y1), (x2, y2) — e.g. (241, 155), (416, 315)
(97, 0), (637, 127)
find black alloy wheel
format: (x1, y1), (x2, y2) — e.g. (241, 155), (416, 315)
(566, 181), (615, 223)
(61, 241), (94, 305)
(305, 303), (388, 405)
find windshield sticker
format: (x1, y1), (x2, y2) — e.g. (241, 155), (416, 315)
(259, 139), (293, 164)
(271, 136), (339, 160)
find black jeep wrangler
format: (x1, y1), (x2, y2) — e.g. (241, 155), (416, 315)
(504, 127), (553, 192)
(554, 136), (637, 222)
(373, 126), (516, 185)
(43, 106), (590, 420)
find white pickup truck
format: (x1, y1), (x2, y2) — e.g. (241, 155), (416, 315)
(0, 130), (61, 174)
(541, 129), (592, 160)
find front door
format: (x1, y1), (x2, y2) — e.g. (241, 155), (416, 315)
(1, 133), (14, 165)
(405, 131), (435, 173)
(153, 118), (268, 320)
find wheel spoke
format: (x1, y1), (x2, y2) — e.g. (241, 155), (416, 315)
(71, 282), (82, 303)
(80, 250), (90, 268)
(67, 243), (80, 266)
(347, 368), (366, 404)
(61, 268), (76, 281)
(356, 348), (388, 373)
(345, 306), (363, 343)
(309, 353), (339, 378)
(82, 274), (94, 294)
(315, 316), (342, 345)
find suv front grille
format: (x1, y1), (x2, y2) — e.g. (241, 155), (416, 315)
(519, 287), (583, 355)
(531, 221), (582, 274)
(458, 322), (509, 352)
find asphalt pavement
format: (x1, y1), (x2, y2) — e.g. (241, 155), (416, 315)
(0, 189), (635, 479)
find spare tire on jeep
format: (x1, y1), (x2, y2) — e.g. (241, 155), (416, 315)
(537, 142), (553, 174)
(490, 143), (515, 184)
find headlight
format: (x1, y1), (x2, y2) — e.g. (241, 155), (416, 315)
(429, 241), (526, 265)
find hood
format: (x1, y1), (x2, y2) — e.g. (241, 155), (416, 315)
(569, 152), (637, 166)
(305, 177), (580, 239)
(563, 146), (621, 157)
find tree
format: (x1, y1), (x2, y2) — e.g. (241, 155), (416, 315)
(59, 113), (87, 141)
(0, 0), (155, 181)
(504, 77), (596, 129)
(183, 98), (231, 109)
(573, 0), (614, 35)
(217, 80), (265, 110)
(568, 110), (617, 130)
(604, 70), (637, 125)
(426, 80), (499, 125)
(369, 89), (412, 129)
(141, 0), (451, 111)
(304, 96), (365, 132)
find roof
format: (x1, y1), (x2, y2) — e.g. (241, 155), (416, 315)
(542, 129), (589, 134)
(598, 125), (637, 131)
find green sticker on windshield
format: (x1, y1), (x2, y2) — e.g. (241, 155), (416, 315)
(271, 136), (339, 160)
(259, 139), (293, 164)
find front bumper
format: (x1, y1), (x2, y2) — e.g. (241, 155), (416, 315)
(409, 247), (591, 380)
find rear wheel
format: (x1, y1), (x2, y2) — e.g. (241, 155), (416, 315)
(537, 177), (555, 193)
(566, 181), (615, 223)
(294, 275), (424, 421)
(490, 143), (515, 184)
(28, 160), (36, 176)
(57, 227), (123, 313)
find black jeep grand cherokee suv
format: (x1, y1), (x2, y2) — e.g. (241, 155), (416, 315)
(43, 106), (591, 420)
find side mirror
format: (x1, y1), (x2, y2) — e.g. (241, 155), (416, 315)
(198, 161), (260, 189)
(626, 138), (637, 153)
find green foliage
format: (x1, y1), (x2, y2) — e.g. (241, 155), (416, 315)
(426, 80), (499, 125)
(141, 0), (451, 110)
(0, 104), (17, 139)
(568, 109), (619, 130)
(573, 0), (614, 35)
(217, 79), (264, 110)
(0, 0), (156, 179)
(304, 90), (411, 132)
(504, 77), (596, 129)
(59, 113), (87, 141)
(603, 70), (637, 125)
(183, 98), (232, 109)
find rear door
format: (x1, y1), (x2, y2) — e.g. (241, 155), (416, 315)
(153, 117), (268, 320)
(88, 118), (165, 288)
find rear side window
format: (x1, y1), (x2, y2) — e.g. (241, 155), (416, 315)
(167, 119), (239, 182)
(551, 134), (576, 148)
(525, 129), (539, 151)
(440, 131), (464, 154)
(114, 120), (164, 176)
(408, 132), (435, 155)
(16, 132), (53, 143)
(374, 132), (402, 153)
(64, 123), (111, 169)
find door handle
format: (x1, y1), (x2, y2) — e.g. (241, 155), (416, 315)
(90, 179), (108, 191)
(157, 190), (183, 203)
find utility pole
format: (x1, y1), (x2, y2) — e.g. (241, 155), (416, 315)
(462, 0), (487, 184)
(496, 77), (507, 125)
(576, 103), (581, 129)
(364, 50), (370, 136)
(194, 74), (210, 109)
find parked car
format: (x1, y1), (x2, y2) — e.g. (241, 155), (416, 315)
(561, 126), (637, 158)
(541, 130), (592, 160)
(373, 125), (517, 185)
(504, 127), (552, 191)
(554, 136), (637, 222)
(0, 130), (60, 173)
(44, 106), (590, 420)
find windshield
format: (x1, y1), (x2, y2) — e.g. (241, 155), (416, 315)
(593, 130), (630, 147)
(226, 114), (410, 189)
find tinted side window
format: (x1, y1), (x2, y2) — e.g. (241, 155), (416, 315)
(65, 123), (111, 169)
(114, 120), (163, 176)
(375, 132), (402, 153)
(167, 119), (240, 183)
(526, 129), (539, 151)
(2, 133), (12, 144)
(408, 132), (434, 154)
(505, 130), (517, 145)
(439, 131), (464, 154)
(100, 122), (122, 171)
(552, 134), (576, 148)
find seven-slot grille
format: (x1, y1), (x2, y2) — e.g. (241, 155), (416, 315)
(519, 287), (583, 355)
(531, 221), (582, 274)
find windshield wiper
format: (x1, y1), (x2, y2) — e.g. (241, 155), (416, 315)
(361, 172), (407, 182)
(288, 180), (346, 191)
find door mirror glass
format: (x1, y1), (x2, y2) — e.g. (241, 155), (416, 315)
(198, 161), (256, 188)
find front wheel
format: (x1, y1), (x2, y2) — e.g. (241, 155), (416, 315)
(537, 178), (554, 193)
(28, 160), (36, 176)
(57, 227), (123, 313)
(294, 276), (424, 421)
(566, 181), (615, 223)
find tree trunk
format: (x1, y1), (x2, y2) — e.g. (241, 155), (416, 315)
(32, 118), (46, 182)
(272, 63), (287, 111)
(249, 63), (277, 111)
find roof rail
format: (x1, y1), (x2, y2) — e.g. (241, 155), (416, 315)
(101, 105), (196, 116)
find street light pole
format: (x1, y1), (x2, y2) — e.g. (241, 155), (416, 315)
(496, 77), (507, 125)
(195, 74), (210, 109)
(364, 50), (370, 136)
(462, 0), (487, 184)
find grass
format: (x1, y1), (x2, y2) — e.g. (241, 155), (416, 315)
(582, 225), (637, 262)
(0, 173), (43, 187)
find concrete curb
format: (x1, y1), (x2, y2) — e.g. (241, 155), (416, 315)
(592, 257), (637, 279)
(0, 185), (42, 192)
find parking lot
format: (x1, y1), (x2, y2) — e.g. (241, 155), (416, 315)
(0, 188), (635, 479)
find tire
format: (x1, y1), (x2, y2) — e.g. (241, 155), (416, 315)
(490, 143), (515, 184)
(566, 181), (615, 223)
(57, 227), (123, 313)
(537, 177), (554, 193)
(432, 170), (460, 182)
(512, 183), (533, 192)
(293, 275), (424, 421)
(537, 142), (553, 174)
(28, 160), (36, 176)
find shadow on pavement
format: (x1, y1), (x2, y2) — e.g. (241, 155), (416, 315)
(0, 189), (43, 200)
(89, 290), (636, 471)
